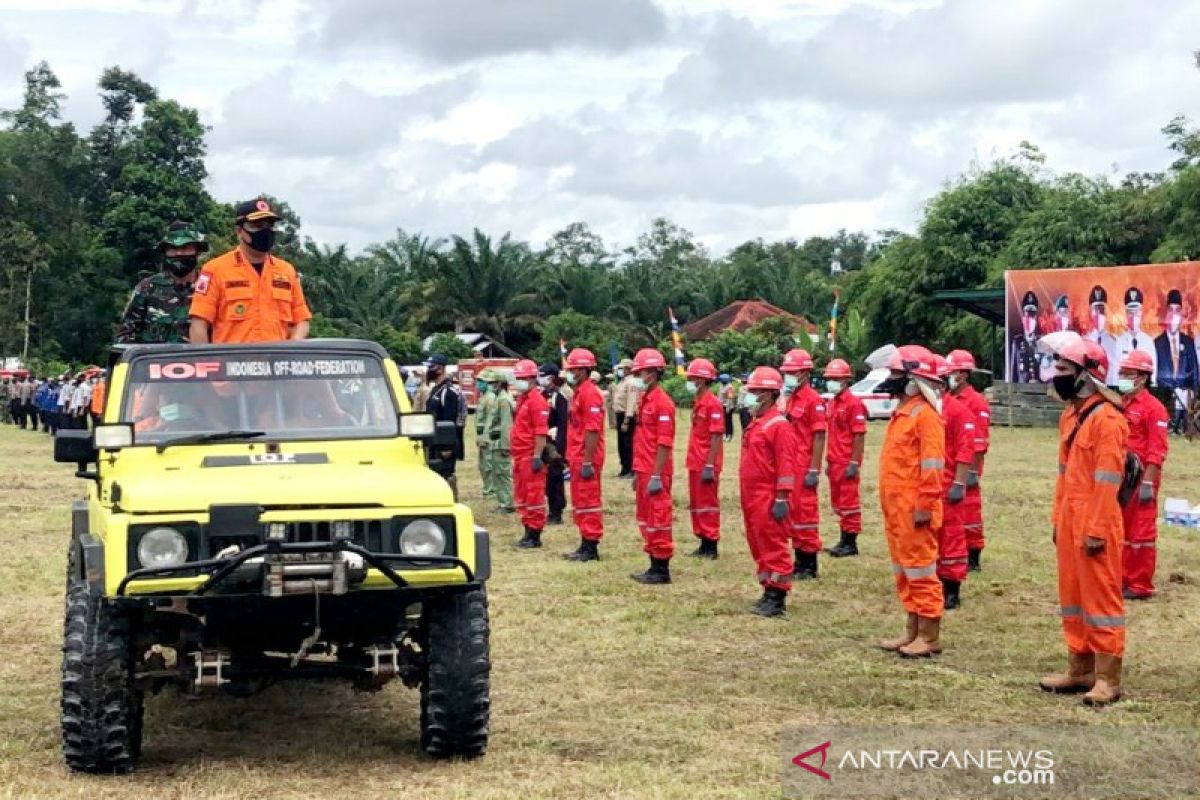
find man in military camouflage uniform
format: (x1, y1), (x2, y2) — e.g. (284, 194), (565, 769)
(487, 370), (516, 513)
(475, 370), (498, 497)
(0, 378), (11, 424)
(116, 221), (209, 344)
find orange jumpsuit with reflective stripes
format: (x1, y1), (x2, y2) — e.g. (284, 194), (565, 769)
(739, 408), (798, 592)
(879, 395), (945, 618)
(1053, 396), (1128, 657)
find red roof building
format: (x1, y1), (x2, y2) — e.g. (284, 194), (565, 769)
(682, 299), (818, 341)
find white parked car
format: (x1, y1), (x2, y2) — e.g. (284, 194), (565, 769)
(820, 367), (897, 420)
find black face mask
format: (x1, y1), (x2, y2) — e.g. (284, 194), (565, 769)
(165, 256), (198, 277)
(427, 367), (443, 381)
(877, 376), (908, 397)
(245, 227), (276, 253)
(1052, 373), (1081, 400)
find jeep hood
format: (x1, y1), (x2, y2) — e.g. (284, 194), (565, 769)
(116, 463), (452, 513)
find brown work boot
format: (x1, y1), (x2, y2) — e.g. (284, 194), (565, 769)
(879, 613), (918, 652)
(1082, 654), (1122, 707)
(1038, 651), (1095, 694)
(898, 616), (942, 658)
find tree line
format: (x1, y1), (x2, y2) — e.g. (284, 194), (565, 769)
(3, 58), (1200, 378)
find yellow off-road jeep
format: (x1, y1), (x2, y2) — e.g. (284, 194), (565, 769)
(54, 340), (490, 773)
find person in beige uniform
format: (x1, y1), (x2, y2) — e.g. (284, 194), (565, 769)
(612, 358), (641, 478)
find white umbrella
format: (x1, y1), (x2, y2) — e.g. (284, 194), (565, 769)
(864, 343), (897, 370)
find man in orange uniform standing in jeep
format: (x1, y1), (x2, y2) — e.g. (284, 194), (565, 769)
(779, 348), (826, 580)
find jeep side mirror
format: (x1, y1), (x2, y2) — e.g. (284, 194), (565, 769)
(55, 430), (98, 465)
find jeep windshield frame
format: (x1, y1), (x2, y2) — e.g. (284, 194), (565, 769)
(115, 341), (405, 448)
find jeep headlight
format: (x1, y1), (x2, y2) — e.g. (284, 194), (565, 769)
(398, 519), (446, 556)
(137, 527), (189, 568)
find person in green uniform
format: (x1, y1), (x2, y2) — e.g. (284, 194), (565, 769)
(475, 370), (498, 497)
(489, 370), (516, 513)
(116, 221), (209, 344)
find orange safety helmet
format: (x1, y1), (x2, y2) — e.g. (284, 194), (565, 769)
(745, 366), (784, 391)
(1056, 339), (1108, 383)
(1118, 349), (1154, 374)
(823, 358), (851, 379)
(565, 348), (597, 369)
(686, 358), (717, 381)
(945, 349), (976, 372)
(512, 359), (539, 379)
(887, 344), (939, 380)
(632, 348), (667, 371)
(780, 348), (814, 373)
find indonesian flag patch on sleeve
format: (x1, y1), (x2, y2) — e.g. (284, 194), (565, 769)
(194, 272), (212, 295)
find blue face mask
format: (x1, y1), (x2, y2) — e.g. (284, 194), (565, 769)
(685, 380), (699, 395)
(564, 372), (578, 386)
(514, 379), (531, 393)
(783, 375), (800, 391)
(740, 392), (761, 411)
(1117, 378), (1136, 395)
(632, 376), (648, 391)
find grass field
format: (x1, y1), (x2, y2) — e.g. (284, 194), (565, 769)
(1, 418), (1198, 799)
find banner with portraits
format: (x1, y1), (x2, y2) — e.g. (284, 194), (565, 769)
(1004, 262), (1200, 390)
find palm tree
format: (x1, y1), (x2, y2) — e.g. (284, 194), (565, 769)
(428, 229), (542, 343)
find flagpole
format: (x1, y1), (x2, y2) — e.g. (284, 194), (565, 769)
(668, 307), (686, 376)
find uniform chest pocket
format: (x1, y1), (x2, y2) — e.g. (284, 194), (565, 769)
(272, 287), (294, 322)
(220, 285), (256, 321)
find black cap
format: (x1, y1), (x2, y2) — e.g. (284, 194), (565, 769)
(538, 362), (560, 377)
(234, 198), (282, 223)
(1168, 288), (1183, 306)
(1089, 285), (1107, 306)
(424, 354), (449, 367)
(1125, 287), (1143, 306)
(1021, 290), (1038, 310)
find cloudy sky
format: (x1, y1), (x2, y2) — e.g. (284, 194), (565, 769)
(1, 0), (1198, 254)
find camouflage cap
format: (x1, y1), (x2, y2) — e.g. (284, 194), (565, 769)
(478, 368), (499, 382)
(160, 221), (210, 252)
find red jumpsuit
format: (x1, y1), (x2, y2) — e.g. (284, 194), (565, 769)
(880, 396), (945, 619)
(938, 393), (976, 583)
(785, 385), (826, 553)
(1053, 396), (1128, 657)
(633, 384), (676, 559)
(740, 408), (798, 592)
(957, 384), (990, 552)
(1121, 389), (1169, 598)
(567, 378), (607, 542)
(825, 389), (867, 535)
(687, 390), (726, 542)
(511, 389), (550, 532)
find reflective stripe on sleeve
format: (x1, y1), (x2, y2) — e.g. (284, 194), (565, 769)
(1094, 470), (1121, 485)
(1127, 541), (1156, 550)
(920, 458), (944, 470)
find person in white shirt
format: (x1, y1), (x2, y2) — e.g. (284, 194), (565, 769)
(1115, 286), (1157, 386)
(1085, 284), (1121, 386)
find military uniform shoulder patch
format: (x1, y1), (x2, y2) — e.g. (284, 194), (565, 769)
(195, 272), (212, 295)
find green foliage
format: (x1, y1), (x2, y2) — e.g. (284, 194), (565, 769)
(533, 310), (624, 365)
(378, 327), (423, 364)
(659, 374), (691, 408)
(425, 332), (475, 363)
(690, 322), (792, 377)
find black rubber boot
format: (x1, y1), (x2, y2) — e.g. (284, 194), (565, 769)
(563, 538), (600, 562)
(827, 531), (859, 558)
(968, 548), (981, 572)
(631, 557), (672, 585)
(753, 587), (787, 617)
(794, 551), (819, 581)
(516, 528), (542, 549)
(688, 538), (719, 559)
(942, 578), (961, 610)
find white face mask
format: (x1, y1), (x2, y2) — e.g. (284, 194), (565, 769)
(826, 380), (843, 394)
(904, 380), (920, 397)
(947, 374), (961, 391)
(537, 375), (553, 388)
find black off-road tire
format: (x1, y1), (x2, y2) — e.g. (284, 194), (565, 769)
(61, 548), (144, 774)
(419, 589), (490, 758)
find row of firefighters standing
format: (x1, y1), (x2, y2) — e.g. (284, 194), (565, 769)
(496, 338), (1166, 707)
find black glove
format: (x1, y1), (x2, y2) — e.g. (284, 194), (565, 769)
(843, 462), (859, 480)
(580, 463), (595, 480)
(771, 498), (789, 521)
(966, 470), (979, 488)
(803, 468), (819, 488)
(701, 465), (715, 484)
(648, 475), (663, 495)
(531, 457), (543, 473)
(1138, 482), (1153, 504)
(947, 481), (965, 504)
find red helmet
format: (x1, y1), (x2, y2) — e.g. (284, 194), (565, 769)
(932, 354), (952, 380)
(746, 366), (784, 391)
(565, 348), (597, 369)
(632, 348), (667, 372)
(1118, 349), (1153, 374)
(781, 348), (814, 373)
(513, 359), (538, 379)
(823, 358), (851, 379)
(945, 349), (976, 372)
(886, 344), (938, 380)
(686, 358), (717, 380)
(1057, 339), (1108, 383)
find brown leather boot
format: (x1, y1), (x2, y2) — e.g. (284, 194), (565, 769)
(1038, 651), (1095, 694)
(1082, 654), (1122, 706)
(879, 613), (918, 652)
(898, 616), (942, 658)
